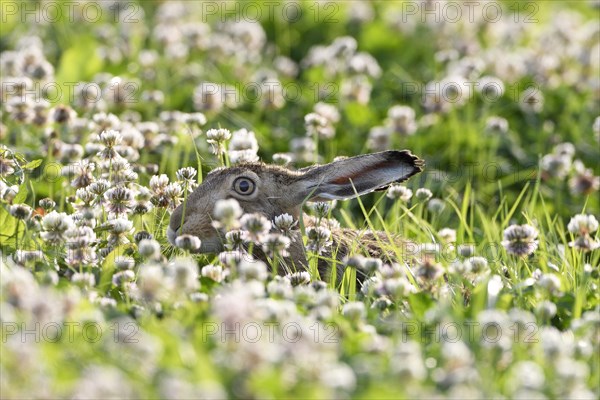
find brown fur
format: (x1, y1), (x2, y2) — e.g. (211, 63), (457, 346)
(168, 151), (424, 280)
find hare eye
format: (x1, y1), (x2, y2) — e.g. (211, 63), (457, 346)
(233, 177), (255, 195)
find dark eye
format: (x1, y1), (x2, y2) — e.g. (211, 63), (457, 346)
(233, 177), (255, 195)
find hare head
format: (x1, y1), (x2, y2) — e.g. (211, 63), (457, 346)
(167, 150), (424, 255)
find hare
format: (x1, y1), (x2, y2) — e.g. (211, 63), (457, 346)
(167, 150), (424, 281)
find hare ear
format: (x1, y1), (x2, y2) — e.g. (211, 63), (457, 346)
(294, 150), (424, 202)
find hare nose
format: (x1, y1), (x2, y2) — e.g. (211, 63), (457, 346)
(167, 225), (179, 246)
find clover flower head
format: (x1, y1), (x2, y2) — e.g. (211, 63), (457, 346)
(568, 214), (598, 236)
(9, 204), (32, 220)
(438, 228), (457, 243)
(176, 167), (197, 184)
(485, 116), (509, 134)
(213, 198), (243, 230)
(261, 233), (291, 257)
(342, 301), (365, 321)
(306, 226), (332, 254)
(170, 257), (200, 292)
(286, 271), (311, 286)
(387, 184), (412, 201)
(502, 224), (539, 256)
(202, 264), (226, 282)
(415, 258), (444, 282)
(240, 212), (271, 241)
(139, 239), (161, 259)
(238, 259), (268, 282)
(41, 211), (74, 244)
(112, 270), (136, 286)
(175, 234), (201, 252)
(415, 188), (433, 202)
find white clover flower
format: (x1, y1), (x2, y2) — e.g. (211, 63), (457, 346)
(137, 264), (168, 302)
(9, 204), (32, 220)
(415, 188), (433, 202)
(266, 277), (293, 298)
(164, 182), (183, 211)
(485, 116), (509, 134)
(218, 251), (244, 267)
(109, 218), (133, 234)
(465, 256), (488, 274)
(213, 198), (243, 230)
(568, 166), (599, 196)
(170, 257), (199, 292)
(104, 186), (134, 216)
(224, 229), (248, 251)
(229, 149), (259, 164)
(567, 214), (600, 251)
(206, 128), (232, 155)
(149, 174), (170, 192)
(304, 112), (334, 139)
(272, 153), (292, 166)
(229, 128), (258, 152)
(415, 258), (444, 282)
(320, 363), (356, 391)
(274, 213), (297, 233)
(88, 179), (111, 196)
(386, 105), (417, 135)
(176, 167), (197, 186)
(427, 198), (446, 213)
(383, 277), (416, 298)
(438, 228), (457, 243)
(305, 226), (332, 254)
(537, 273), (562, 294)
(38, 197), (56, 211)
(114, 256), (135, 270)
(342, 301), (366, 321)
(238, 259), (268, 282)
(174, 234), (201, 252)
(201, 264), (226, 283)
(306, 201), (336, 218)
(41, 211), (74, 244)
(553, 142), (575, 158)
(290, 137), (317, 163)
(313, 102), (340, 124)
(541, 153), (572, 179)
(65, 225), (96, 248)
(458, 244), (475, 258)
(98, 130), (123, 160)
(261, 233), (291, 257)
(386, 184), (412, 201)
(72, 272), (96, 288)
(13, 250), (44, 266)
(510, 361), (545, 390)
(240, 213), (271, 241)
(344, 255), (366, 270)
(107, 218), (133, 246)
(502, 224), (538, 256)
(367, 126), (391, 152)
(391, 342), (426, 380)
(567, 214), (598, 235)
(138, 239), (161, 259)
(286, 271), (311, 286)
(477, 75), (505, 99)
(519, 87), (544, 113)
(536, 300), (557, 320)
(555, 358), (590, 386)
(112, 270), (136, 286)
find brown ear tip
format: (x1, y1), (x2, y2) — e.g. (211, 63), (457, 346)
(388, 150), (425, 171)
